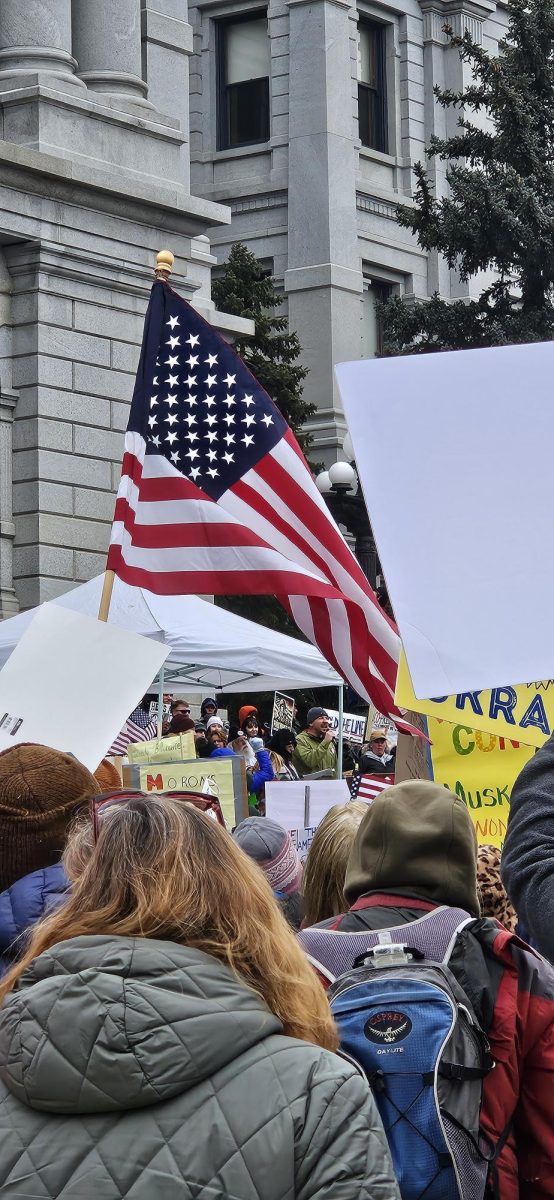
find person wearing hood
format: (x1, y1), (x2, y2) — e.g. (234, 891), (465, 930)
(200, 696), (218, 723)
(267, 727), (300, 780)
(0, 743), (98, 976)
(0, 792), (399, 1200)
(298, 779), (554, 1200)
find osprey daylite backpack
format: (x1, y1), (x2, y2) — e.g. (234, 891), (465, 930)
(324, 909), (495, 1200)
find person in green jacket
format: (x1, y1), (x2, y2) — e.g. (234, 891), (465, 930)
(292, 706), (337, 778)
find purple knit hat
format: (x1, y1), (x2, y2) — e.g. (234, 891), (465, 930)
(233, 817), (303, 897)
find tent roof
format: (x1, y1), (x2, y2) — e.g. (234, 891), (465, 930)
(0, 575), (342, 694)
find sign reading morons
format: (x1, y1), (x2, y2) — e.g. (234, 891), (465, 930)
(123, 756), (247, 828)
(427, 716), (535, 849)
(396, 649), (554, 750)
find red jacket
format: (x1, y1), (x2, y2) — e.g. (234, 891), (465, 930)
(299, 894), (554, 1199)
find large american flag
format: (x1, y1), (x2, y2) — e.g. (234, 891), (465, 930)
(108, 280), (405, 721)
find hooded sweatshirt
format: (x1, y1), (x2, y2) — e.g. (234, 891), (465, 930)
(344, 778), (480, 916)
(298, 779), (554, 1200)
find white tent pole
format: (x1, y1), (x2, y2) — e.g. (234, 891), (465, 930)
(337, 683), (344, 777)
(157, 663), (165, 737)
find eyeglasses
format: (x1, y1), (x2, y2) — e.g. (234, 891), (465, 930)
(90, 789), (226, 842)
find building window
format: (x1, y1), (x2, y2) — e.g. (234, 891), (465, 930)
(358, 21), (387, 153)
(361, 280), (392, 357)
(217, 14), (270, 150)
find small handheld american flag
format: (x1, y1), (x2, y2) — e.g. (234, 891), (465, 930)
(108, 280), (406, 724)
(350, 773), (395, 804)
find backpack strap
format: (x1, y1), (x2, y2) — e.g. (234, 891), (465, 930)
(299, 906), (476, 982)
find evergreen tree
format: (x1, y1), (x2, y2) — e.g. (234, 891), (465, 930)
(212, 242), (313, 635)
(382, 0), (554, 354)
(212, 242), (314, 450)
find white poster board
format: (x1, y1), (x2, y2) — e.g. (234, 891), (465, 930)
(337, 341), (554, 698)
(0, 605), (168, 772)
(265, 778), (350, 833)
(326, 708), (366, 744)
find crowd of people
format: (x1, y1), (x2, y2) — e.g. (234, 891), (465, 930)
(0, 699), (553, 1197)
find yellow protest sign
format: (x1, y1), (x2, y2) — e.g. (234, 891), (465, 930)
(396, 649), (554, 749)
(123, 756), (247, 828)
(127, 731), (196, 765)
(427, 716), (535, 848)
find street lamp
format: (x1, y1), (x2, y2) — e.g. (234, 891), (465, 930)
(315, 457), (379, 586)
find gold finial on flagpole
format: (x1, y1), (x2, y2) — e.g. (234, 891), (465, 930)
(154, 249), (174, 280)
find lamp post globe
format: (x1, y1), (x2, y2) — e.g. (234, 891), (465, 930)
(328, 460), (356, 492)
(315, 469), (332, 494)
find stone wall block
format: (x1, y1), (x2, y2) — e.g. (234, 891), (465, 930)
(73, 425), (124, 461)
(73, 362), (134, 403)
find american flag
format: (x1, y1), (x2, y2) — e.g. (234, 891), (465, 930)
(108, 280), (405, 721)
(350, 773), (395, 803)
(108, 706), (157, 757)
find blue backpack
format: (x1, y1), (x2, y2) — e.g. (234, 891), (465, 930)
(310, 908), (495, 1200)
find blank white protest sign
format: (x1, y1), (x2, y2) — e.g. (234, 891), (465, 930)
(336, 341), (554, 699)
(0, 605), (169, 771)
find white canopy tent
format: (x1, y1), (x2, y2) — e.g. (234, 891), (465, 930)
(0, 575), (342, 694)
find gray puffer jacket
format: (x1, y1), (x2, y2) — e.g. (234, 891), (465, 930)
(0, 935), (400, 1199)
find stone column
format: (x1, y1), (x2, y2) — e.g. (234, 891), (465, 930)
(285, 0), (362, 463)
(0, 394), (19, 617)
(72, 0), (151, 108)
(0, 0), (85, 94)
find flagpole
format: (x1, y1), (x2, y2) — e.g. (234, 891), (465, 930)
(97, 250), (175, 624)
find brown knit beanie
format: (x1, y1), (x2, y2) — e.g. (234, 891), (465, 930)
(0, 743), (98, 892)
(94, 758), (123, 793)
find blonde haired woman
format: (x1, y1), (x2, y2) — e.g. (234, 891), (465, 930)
(303, 801), (367, 926)
(0, 791), (398, 1200)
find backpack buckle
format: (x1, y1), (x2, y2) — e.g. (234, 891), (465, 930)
(354, 943), (425, 968)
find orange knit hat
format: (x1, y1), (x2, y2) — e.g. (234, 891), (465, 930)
(238, 705), (258, 728)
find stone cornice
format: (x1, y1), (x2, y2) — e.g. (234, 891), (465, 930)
(0, 138), (230, 235)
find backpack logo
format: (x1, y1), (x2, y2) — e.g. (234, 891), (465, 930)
(365, 1010), (412, 1044)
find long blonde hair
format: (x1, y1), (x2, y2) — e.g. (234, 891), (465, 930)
(0, 796), (337, 1051)
(303, 802), (367, 926)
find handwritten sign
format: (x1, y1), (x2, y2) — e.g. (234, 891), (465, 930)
(127, 732), (196, 765)
(326, 709), (366, 745)
(428, 717), (535, 848)
(290, 826), (316, 864)
(123, 757), (247, 828)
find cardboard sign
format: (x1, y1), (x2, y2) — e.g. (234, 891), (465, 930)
(326, 709), (366, 745)
(337, 341), (554, 697)
(395, 711), (431, 783)
(127, 732), (196, 765)
(271, 692), (295, 732)
(396, 649), (553, 750)
(428, 716), (535, 848)
(265, 779), (350, 832)
(0, 605), (168, 772)
(123, 757), (247, 828)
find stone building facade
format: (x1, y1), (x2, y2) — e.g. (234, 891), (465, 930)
(0, 0), (248, 616)
(188, 0), (510, 463)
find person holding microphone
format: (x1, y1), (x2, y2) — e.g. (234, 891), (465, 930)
(292, 708), (337, 778)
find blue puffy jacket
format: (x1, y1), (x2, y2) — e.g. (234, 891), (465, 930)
(0, 863), (68, 976)
(210, 746), (274, 795)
